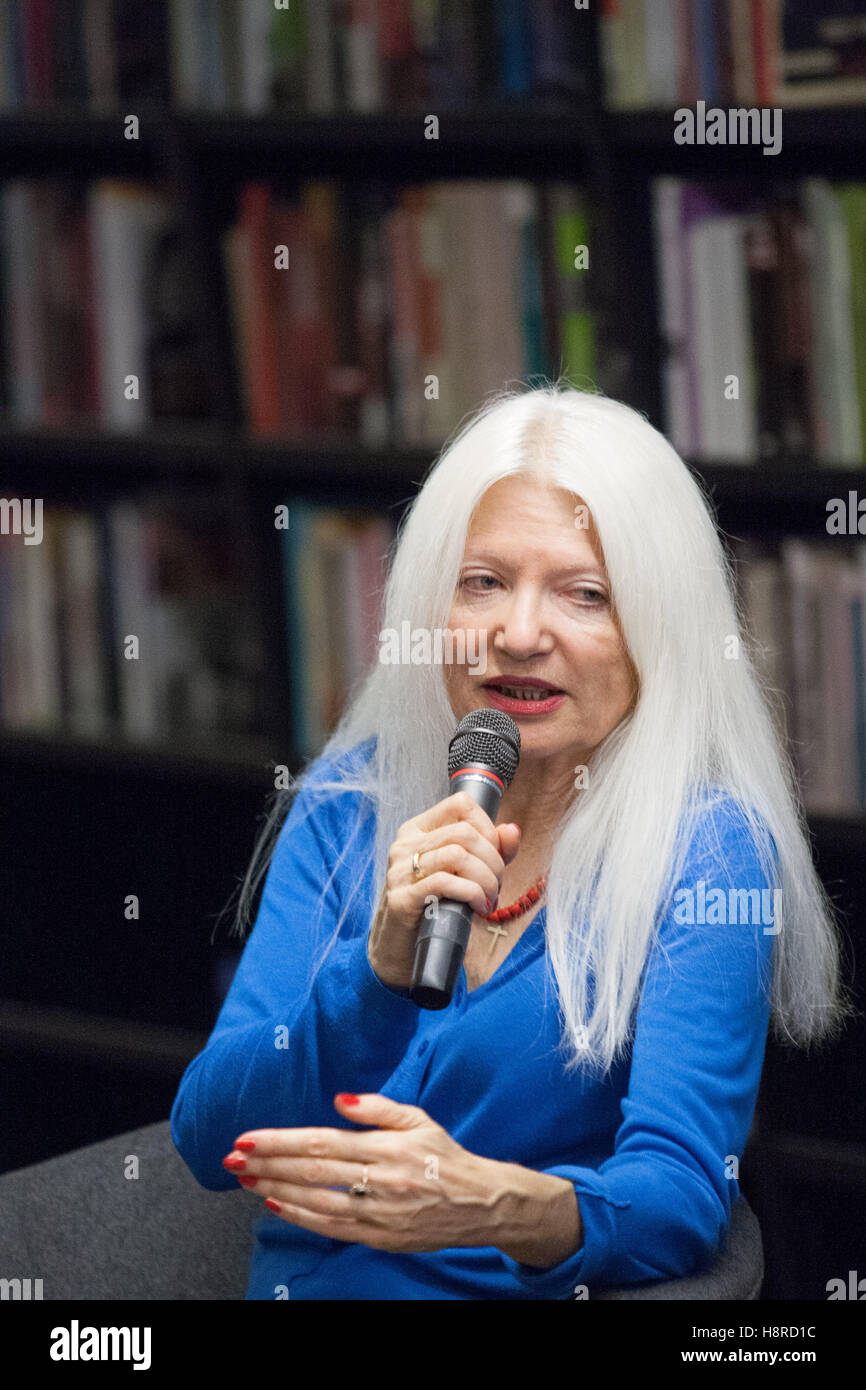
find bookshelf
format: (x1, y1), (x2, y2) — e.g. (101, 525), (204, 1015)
(4, 421), (865, 519)
(1, 2), (865, 1298)
(5, 105), (866, 175)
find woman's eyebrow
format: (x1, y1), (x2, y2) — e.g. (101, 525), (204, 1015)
(461, 551), (607, 579)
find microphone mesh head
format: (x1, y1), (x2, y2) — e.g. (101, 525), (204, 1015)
(447, 708), (521, 788)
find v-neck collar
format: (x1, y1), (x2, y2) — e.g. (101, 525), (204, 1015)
(455, 905), (547, 1003)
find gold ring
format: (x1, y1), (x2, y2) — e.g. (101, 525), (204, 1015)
(412, 851), (424, 879)
(350, 1165), (371, 1197)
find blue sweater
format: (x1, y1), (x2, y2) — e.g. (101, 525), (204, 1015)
(170, 748), (776, 1300)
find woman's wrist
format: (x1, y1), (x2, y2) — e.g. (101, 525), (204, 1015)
(494, 1161), (584, 1268)
(366, 938), (411, 994)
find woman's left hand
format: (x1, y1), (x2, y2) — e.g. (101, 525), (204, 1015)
(222, 1092), (520, 1254)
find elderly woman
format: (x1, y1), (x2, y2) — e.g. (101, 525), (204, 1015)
(171, 385), (850, 1300)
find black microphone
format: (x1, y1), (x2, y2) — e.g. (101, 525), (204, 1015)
(409, 708), (521, 1010)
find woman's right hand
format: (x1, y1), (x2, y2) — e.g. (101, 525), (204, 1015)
(367, 791), (522, 991)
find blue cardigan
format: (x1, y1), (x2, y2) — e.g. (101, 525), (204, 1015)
(170, 747), (776, 1300)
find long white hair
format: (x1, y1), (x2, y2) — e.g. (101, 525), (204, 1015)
(225, 383), (853, 1077)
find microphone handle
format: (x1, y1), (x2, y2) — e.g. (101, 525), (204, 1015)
(409, 768), (504, 1010)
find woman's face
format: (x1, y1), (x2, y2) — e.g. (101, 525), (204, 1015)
(444, 474), (638, 771)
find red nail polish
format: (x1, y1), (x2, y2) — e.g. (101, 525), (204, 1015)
(235, 1139), (256, 1152)
(336, 1092), (360, 1105)
(222, 1155), (246, 1171)
(265, 1198), (281, 1214)
(237, 1175), (258, 1188)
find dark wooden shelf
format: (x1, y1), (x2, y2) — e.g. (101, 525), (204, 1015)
(0, 104), (176, 177)
(183, 106), (606, 180)
(0, 423), (433, 496)
(689, 458), (866, 536)
(607, 106), (866, 178)
(751, 1127), (866, 1187)
(0, 998), (208, 1072)
(0, 421), (237, 483)
(0, 103), (602, 181)
(0, 727), (281, 786)
(1, 727), (865, 853)
(2, 424), (863, 529)
(2, 103), (864, 182)
(609, 106), (866, 147)
(807, 812), (866, 859)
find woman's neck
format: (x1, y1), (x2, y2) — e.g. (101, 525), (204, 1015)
(496, 756), (578, 873)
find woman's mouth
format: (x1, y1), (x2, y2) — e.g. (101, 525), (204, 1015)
(482, 680), (566, 716)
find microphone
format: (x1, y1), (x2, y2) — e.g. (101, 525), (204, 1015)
(409, 708), (521, 1010)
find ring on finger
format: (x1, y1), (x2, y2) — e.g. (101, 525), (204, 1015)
(350, 1164), (372, 1197)
(411, 850), (425, 879)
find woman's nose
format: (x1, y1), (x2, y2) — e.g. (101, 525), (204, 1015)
(493, 595), (550, 657)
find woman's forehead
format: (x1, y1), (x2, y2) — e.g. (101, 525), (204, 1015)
(465, 477), (603, 555)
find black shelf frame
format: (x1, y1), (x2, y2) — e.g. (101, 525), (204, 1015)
(2, 423), (860, 531)
(0, 726), (280, 787)
(3, 104), (866, 176)
(1, 724), (864, 853)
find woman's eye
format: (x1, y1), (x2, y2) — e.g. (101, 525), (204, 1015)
(570, 587), (606, 604)
(460, 574), (499, 592)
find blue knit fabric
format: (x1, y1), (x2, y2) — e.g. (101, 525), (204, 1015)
(171, 745), (776, 1300)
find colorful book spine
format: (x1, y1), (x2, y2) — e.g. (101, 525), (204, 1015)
(495, 0), (533, 99)
(550, 185), (595, 388)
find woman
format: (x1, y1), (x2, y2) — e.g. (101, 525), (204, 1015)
(171, 384), (851, 1300)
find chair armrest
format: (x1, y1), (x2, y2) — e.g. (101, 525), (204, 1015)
(0, 1118), (258, 1299)
(594, 1193), (764, 1300)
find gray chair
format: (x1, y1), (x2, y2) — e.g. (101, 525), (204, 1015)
(0, 1119), (763, 1299)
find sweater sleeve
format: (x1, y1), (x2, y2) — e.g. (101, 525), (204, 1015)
(498, 796), (777, 1298)
(170, 758), (421, 1191)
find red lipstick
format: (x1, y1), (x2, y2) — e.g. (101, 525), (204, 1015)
(482, 676), (565, 717)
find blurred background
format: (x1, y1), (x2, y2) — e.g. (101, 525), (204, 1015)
(1, 0), (864, 1299)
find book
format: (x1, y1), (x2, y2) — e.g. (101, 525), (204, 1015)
(652, 177), (695, 457)
(549, 183), (595, 389)
(776, 0), (866, 106)
(599, 0), (866, 109)
(1, 181), (45, 423)
(802, 179), (862, 465)
(88, 180), (176, 430)
(219, 175), (598, 446)
(652, 176), (866, 466)
(104, 493), (265, 742)
(226, 183), (282, 436)
(281, 501), (392, 760)
(57, 507), (112, 737)
(736, 539), (792, 748)
(529, 0), (591, 101)
(688, 210), (757, 461)
(837, 183), (866, 461)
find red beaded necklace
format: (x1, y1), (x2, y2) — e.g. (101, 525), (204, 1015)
(481, 874), (547, 924)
